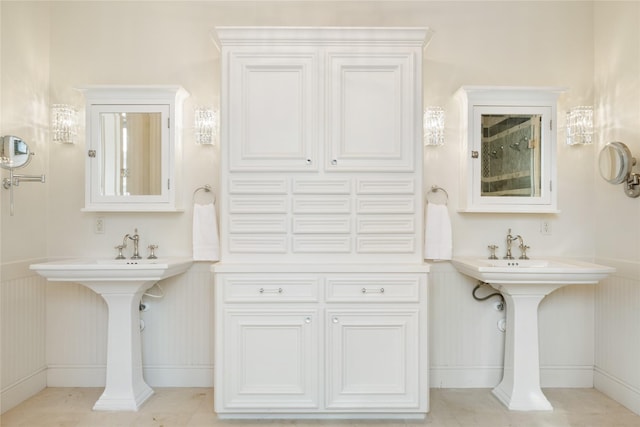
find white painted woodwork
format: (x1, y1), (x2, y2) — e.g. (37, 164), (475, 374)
(213, 266), (429, 418)
(594, 259), (640, 415)
(214, 27), (430, 418)
(228, 178), (288, 194)
(227, 49), (319, 172)
(326, 309), (420, 409)
(0, 262), (47, 414)
(326, 49), (416, 171)
(457, 86), (562, 213)
(80, 85), (188, 212)
(222, 309), (320, 409)
(217, 27), (427, 263)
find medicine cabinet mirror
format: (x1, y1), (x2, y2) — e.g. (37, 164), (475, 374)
(459, 86), (563, 213)
(81, 86), (188, 211)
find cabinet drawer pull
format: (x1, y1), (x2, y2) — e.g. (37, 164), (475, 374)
(361, 287), (385, 294)
(332, 317), (339, 323)
(259, 287), (283, 294)
(305, 317), (312, 324)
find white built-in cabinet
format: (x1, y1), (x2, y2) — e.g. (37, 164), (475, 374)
(224, 41), (417, 172)
(213, 27), (430, 419)
(214, 266), (428, 418)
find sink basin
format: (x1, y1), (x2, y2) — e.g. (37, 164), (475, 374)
(451, 256), (614, 285)
(452, 256), (614, 411)
(30, 257), (193, 283)
(30, 257), (193, 411)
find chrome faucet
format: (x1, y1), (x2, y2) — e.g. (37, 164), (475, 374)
(115, 228), (142, 260)
(128, 228), (142, 260)
(504, 228), (520, 260)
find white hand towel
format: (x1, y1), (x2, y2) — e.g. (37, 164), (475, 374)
(193, 202), (220, 261)
(424, 203), (453, 261)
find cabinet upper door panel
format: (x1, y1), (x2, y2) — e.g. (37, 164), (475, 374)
(326, 49), (417, 172)
(228, 49), (319, 171)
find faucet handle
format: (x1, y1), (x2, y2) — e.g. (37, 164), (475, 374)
(114, 245), (126, 260)
(519, 245), (530, 260)
(147, 244), (158, 259)
(487, 244), (499, 260)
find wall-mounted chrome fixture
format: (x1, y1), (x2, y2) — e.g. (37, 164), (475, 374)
(1, 135), (46, 215)
(194, 107), (218, 145)
(566, 106), (593, 145)
(424, 106), (445, 146)
(599, 141), (640, 198)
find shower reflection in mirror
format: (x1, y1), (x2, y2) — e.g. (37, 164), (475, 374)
(481, 114), (542, 197)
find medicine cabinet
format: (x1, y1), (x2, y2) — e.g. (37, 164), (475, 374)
(458, 86), (563, 213)
(80, 85), (188, 212)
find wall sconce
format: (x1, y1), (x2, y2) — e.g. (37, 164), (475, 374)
(424, 106), (445, 146)
(566, 106), (593, 145)
(51, 104), (78, 144)
(194, 107), (218, 145)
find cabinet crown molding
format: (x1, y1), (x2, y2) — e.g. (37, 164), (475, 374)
(213, 26), (433, 49)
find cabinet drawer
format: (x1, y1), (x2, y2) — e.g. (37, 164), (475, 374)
(325, 274), (422, 303)
(220, 274), (319, 302)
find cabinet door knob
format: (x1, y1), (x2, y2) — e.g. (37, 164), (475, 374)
(306, 158), (312, 165)
(305, 317), (311, 324)
(331, 159), (337, 165)
(332, 317), (339, 323)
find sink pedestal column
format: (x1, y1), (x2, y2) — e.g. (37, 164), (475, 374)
(83, 281), (156, 411)
(492, 283), (563, 411)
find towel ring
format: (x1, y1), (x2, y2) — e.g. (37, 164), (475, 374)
(193, 184), (216, 204)
(426, 185), (448, 205)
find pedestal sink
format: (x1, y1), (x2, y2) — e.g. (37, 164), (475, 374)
(451, 257), (614, 411)
(30, 257), (193, 411)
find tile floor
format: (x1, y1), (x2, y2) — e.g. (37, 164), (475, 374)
(1, 387), (639, 426)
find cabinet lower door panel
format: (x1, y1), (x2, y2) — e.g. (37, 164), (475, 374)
(326, 309), (420, 409)
(222, 309), (319, 409)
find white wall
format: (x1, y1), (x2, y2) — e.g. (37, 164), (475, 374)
(0, 1), (50, 412)
(593, 2), (640, 415)
(3, 0), (637, 415)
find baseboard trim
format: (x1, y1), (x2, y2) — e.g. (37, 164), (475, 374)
(429, 366), (502, 388)
(1, 368), (47, 414)
(144, 365), (213, 387)
(430, 365), (594, 388)
(46, 365), (214, 388)
(594, 368), (640, 415)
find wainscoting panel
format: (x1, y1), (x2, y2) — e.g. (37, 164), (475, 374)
(429, 262), (598, 389)
(46, 263), (214, 388)
(1, 261), (47, 413)
(594, 258), (640, 415)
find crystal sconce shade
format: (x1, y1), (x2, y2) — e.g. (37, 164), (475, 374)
(566, 106), (593, 145)
(424, 106), (445, 146)
(194, 107), (218, 145)
(51, 104), (78, 144)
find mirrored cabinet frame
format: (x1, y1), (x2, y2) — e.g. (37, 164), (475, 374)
(458, 86), (565, 213)
(80, 85), (189, 212)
